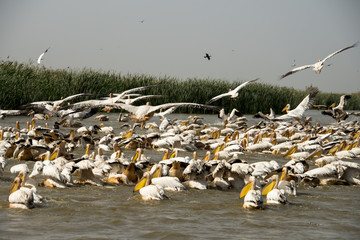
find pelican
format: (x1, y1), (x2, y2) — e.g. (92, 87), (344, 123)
(119, 102), (220, 124)
(149, 164), (186, 191)
(8, 171), (43, 209)
(134, 172), (168, 200)
(275, 87), (318, 122)
(322, 95), (351, 123)
(239, 176), (264, 209)
(207, 78), (258, 104)
(280, 42), (358, 79)
(37, 47), (50, 64)
(262, 175), (288, 204)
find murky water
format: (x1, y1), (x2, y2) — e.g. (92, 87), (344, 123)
(1, 111), (360, 239)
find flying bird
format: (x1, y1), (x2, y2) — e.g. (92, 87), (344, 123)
(280, 42), (358, 79)
(37, 47), (50, 64)
(207, 78), (259, 104)
(204, 53), (211, 60)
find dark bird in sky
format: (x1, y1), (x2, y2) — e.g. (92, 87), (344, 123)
(204, 53), (211, 60)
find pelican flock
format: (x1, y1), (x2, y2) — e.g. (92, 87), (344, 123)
(1, 41), (360, 211)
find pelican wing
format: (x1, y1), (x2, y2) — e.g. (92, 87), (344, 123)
(207, 92), (231, 104)
(232, 78), (259, 92)
(37, 53), (45, 64)
(117, 84), (161, 98)
(280, 65), (313, 79)
(149, 102), (221, 115)
(119, 94), (164, 104)
(37, 47), (50, 64)
(287, 87), (318, 118)
(53, 93), (93, 107)
(321, 42), (358, 63)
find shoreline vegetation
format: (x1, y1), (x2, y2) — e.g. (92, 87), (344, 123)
(0, 60), (359, 114)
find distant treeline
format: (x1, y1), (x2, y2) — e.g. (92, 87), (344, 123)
(0, 60), (359, 114)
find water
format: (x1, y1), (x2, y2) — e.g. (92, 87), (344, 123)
(1, 111), (360, 239)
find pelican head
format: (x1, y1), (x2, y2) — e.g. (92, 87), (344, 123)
(282, 104), (290, 113)
(9, 172), (24, 195)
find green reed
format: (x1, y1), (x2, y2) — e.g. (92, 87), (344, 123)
(0, 60), (359, 114)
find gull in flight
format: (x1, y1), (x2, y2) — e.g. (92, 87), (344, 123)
(207, 78), (259, 104)
(280, 42), (358, 79)
(37, 47), (50, 64)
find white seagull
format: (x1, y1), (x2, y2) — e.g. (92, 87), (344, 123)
(280, 42), (358, 79)
(37, 47), (50, 64)
(207, 78), (258, 104)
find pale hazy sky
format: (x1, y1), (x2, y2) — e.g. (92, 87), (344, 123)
(1, 0), (359, 93)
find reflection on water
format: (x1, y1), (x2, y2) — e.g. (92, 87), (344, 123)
(1, 111), (360, 239)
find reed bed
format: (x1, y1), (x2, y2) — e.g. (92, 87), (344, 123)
(0, 60), (359, 114)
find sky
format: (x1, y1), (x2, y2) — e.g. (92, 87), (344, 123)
(0, 0), (359, 94)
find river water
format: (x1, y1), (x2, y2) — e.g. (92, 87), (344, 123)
(0, 110), (359, 239)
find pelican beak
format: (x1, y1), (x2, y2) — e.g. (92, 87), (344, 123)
(239, 181), (252, 199)
(9, 173), (23, 195)
(134, 176), (147, 192)
(262, 178), (276, 196)
(131, 149), (140, 162)
(282, 105), (289, 112)
(152, 167), (161, 179)
(283, 145), (297, 157)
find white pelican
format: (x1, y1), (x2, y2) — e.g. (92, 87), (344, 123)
(262, 175), (288, 204)
(149, 164), (186, 191)
(280, 42), (358, 79)
(119, 102), (219, 123)
(275, 87), (318, 122)
(207, 78), (258, 104)
(322, 95), (351, 123)
(37, 47), (50, 64)
(239, 176), (263, 209)
(8, 171), (43, 209)
(134, 172), (168, 200)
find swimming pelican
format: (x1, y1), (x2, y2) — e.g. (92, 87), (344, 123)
(240, 176), (264, 209)
(280, 42), (358, 79)
(37, 47), (50, 64)
(134, 172), (168, 200)
(207, 78), (259, 104)
(262, 175), (288, 204)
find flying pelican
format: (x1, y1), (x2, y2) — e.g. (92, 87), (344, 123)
(207, 78), (259, 104)
(280, 42), (358, 79)
(275, 87), (318, 122)
(119, 102), (220, 124)
(37, 47), (50, 64)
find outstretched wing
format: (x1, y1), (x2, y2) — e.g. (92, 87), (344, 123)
(233, 78), (259, 92)
(207, 92), (231, 104)
(117, 84), (161, 98)
(53, 93), (93, 107)
(280, 65), (313, 79)
(321, 42), (358, 63)
(149, 102), (221, 115)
